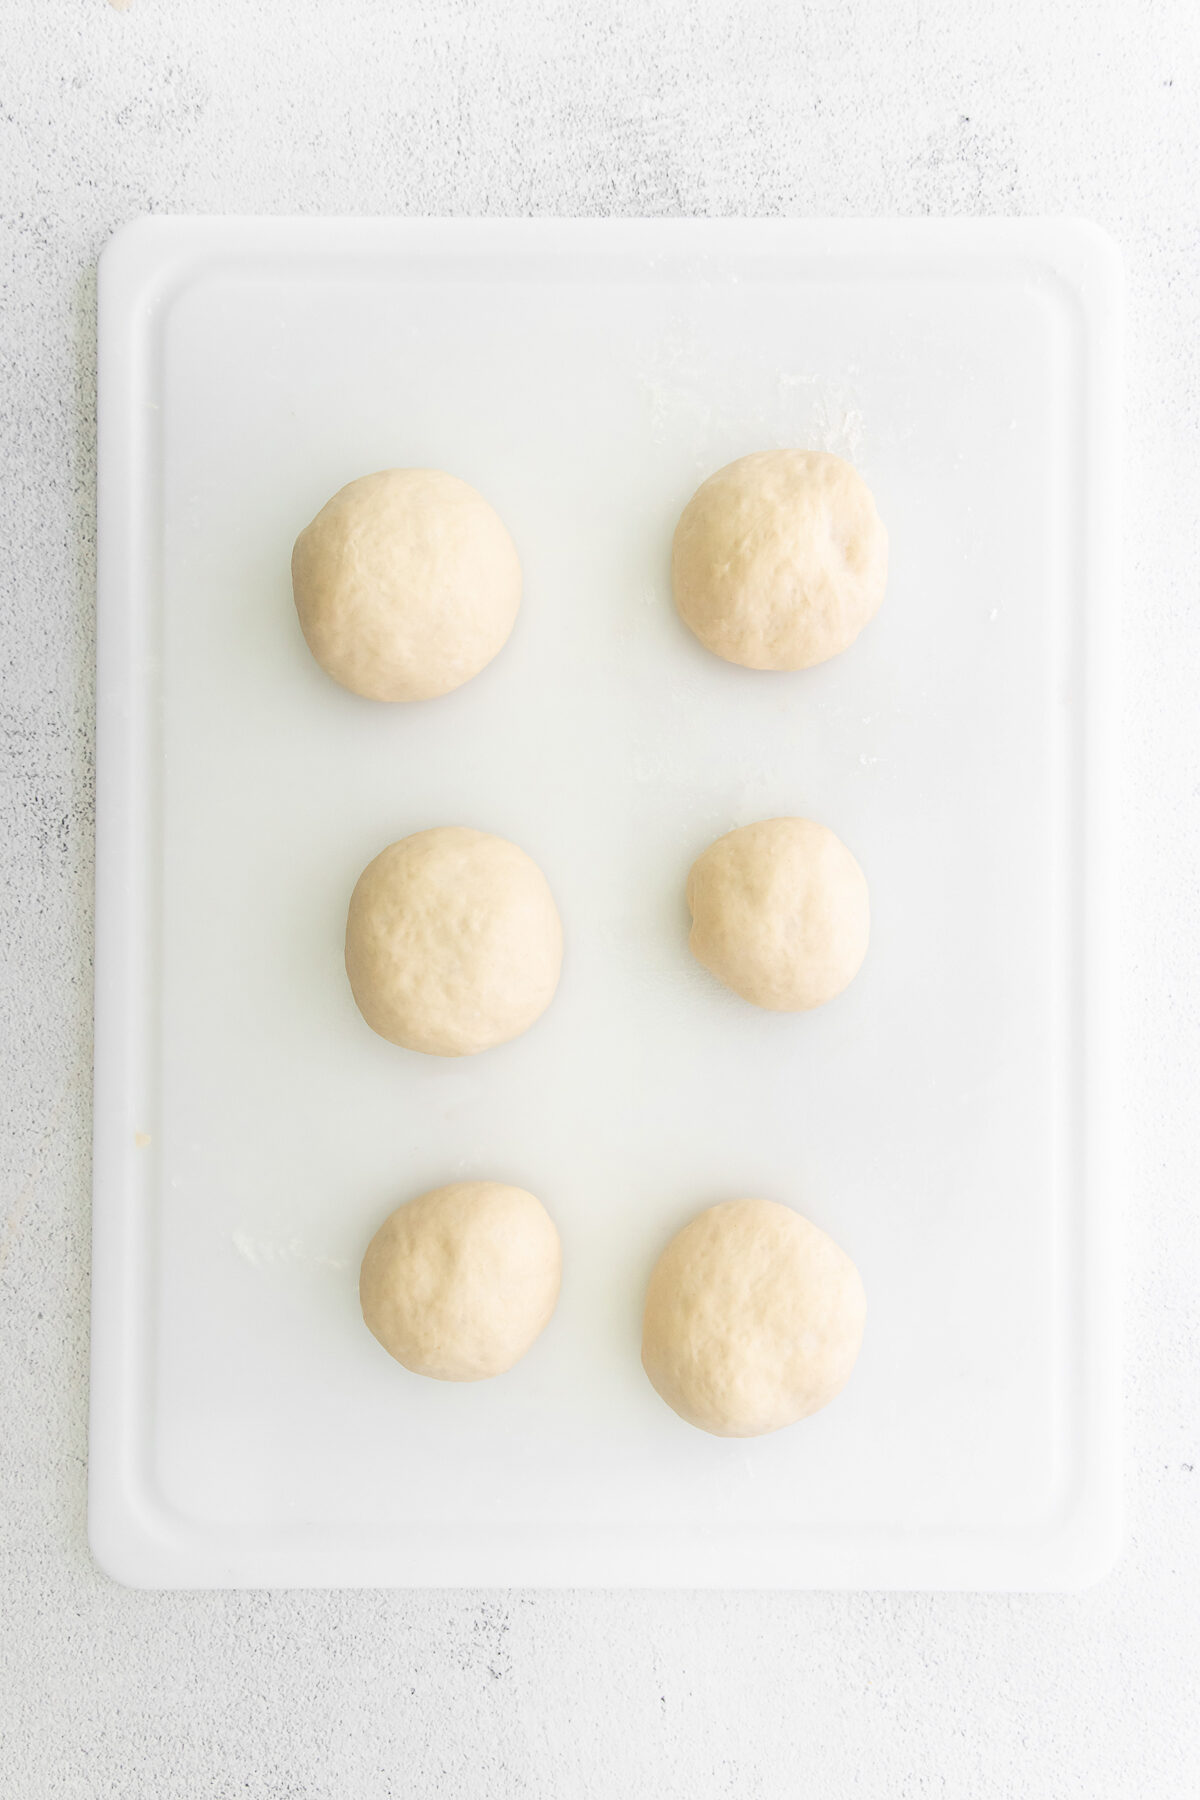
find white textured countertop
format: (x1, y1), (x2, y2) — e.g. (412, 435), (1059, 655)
(1, 1), (1197, 1794)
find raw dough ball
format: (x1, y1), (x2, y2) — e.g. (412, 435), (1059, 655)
(641, 1198), (866, 1437)
(361, 1181), (562, 1381)
(687, 817), (869, 1011)
(672, 449), (887, 670)
(292, 468), (521, 701)
(345, 826), (563, 1056)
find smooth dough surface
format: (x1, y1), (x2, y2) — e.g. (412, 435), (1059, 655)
(672, 449), (887, 670)
(346, 827), (563, 1056)
(641, 1198), (866, 1437)
(292, 468), (521, 701)
(360, 1181), (562, 1381)
(687, 816), (869, 1011)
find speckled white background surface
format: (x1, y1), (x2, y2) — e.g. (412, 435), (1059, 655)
(1, 1), (1197, 1794)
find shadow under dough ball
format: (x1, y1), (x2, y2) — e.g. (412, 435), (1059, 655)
(361, 1181), (562, 1382)
(671, 448), (887, 670)
(641, 1197), (866, 1437)
(291, 467), (521, 701)
(687, 816), (869, 1011)
(345, 826), (564, 1056)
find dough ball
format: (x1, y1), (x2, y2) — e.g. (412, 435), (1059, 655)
(687, 817), (869, 1011)
(641, 1198), (866, 1437)
(361, 1181), (562, 1381)
(292, 468), (521, 701)
(345, 826), (563, 1056)
(672, 449), (887, 670)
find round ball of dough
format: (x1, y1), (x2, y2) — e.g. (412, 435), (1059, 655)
(361, 1181), (562, 1381)
(345, 826), (563, 1056)
(292, 468), (521, 701)
(687, 817), (869, 1011)
(641, 1198), (866, 1437)
(672, 449), (887, 670)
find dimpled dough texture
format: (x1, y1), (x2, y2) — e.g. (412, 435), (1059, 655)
(672, 449), (887, 670)
(345, 827), (563, 1056)
(292, 468), (521, 701)
(642, 1199), (867, 1437)
(688, 817), (869, 1011)
(360, 1182), (562, 1381)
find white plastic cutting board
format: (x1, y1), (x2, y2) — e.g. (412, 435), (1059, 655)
(91, 217), (1120, 1589)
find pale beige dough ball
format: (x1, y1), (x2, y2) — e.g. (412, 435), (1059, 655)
(641, 1198), (866, 1437)
(687, 816), (869, 1011)
(292, 468), (521, 701)
(346, 827), (563, 1056)
(672, 449), (887, 670)
(361, 1181), (562, 1381)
